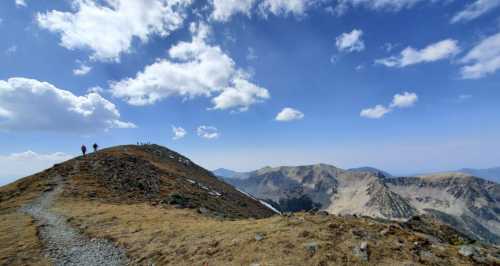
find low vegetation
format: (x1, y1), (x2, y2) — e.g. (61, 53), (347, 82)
(54, 197), (498, 265)
(1, 144), (498, 265)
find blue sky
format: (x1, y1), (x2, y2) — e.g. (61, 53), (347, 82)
(1, 0), (500, 184)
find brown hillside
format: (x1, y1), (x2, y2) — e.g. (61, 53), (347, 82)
(1, 144), (499, 265)
(1, 144), (275, 219)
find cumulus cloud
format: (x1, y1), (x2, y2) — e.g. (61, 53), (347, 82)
(275, 107), (304, 122)
(172, 125), (187, 140)
(211, 0), (257, 21)
(451, 0), (500, 23)
(197, 125), (219, 139)
(360, 105), (391, 119)
(259, 0), (316, 17)
(361, 91), (418, 119)
(15, 0), (27, 7)
(210, 0), (317, 21)
(0, 77), (135, 132)
(37, 0), (192, 62)
(211, 77), (270, 111)
(87, 86), (104, 94)
(459, 32), (500, 79)
(73, 63), (92, 76)
(336, 29), (365, 53)
(0, 150), (72, 186)
(376, 39), (460, 67)
(390, 92), (418, 108)
(110, 23), (269, 111)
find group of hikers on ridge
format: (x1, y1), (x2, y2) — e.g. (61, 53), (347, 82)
(81, 143), (98, 156)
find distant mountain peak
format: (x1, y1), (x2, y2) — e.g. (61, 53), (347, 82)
(225, 164), (500, 244)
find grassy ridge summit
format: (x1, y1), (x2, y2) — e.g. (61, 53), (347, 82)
(1, 144), (500, 265)
(69, 144), (275, 218)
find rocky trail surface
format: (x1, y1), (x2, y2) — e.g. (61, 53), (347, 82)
(19, 160), (128, 266)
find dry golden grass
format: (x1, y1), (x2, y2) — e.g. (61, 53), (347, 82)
(0, 212), (50, 266)
(0, 170), (59, 266)
(0, 172), (52, 211)
(0, 146), (492, 266)
(53, 197), (479, 266)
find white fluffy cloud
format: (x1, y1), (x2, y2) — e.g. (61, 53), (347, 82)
(451, 0), (500, 23)
(197, 125), (219, 139)
(172, 125), (187, 140)
(211, 77), (270, 111)
(0, 77), (135, 132)
(0, 150), (73, 186)
(459, 32), (500, 79)
(111, 23), (269, 111)
(390, 91), (418, 108)
(259, 0), (315, 17)
(361, 91), (418, 119)
(37, 0), (192, 62)
(15, 0), (26, 7)
(275, 107), (304, 122)
(336, 29), (365, 52)
(73, 63), (92, 76)
(210, 0), (317, 21)
(360, 105), (391, 119)
(211, 0), (257, 21)
(376, 39), (460, 67)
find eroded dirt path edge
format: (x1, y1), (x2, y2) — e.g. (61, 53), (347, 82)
(19, 175), (128, 266)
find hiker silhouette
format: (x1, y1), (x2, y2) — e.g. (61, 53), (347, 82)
(93, 143), (99, 153)
(81, 145), (87, 157)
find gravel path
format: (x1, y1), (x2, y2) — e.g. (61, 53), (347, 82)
(20, 175), (128, 266)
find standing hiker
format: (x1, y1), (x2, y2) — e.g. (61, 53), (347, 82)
(81, 144), (87, 157)
(93, 143), (99, 153)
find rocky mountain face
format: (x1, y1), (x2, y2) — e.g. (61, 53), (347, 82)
(386, 173), (500, 244)
(226, 164), (500, 244)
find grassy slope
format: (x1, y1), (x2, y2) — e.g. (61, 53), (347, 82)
(0, 212), (50, 266)
(54, 197), (485, 266)
(0, 171), (55, 265)
(0, 145), (498, 265)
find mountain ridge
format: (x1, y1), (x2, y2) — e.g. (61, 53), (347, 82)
(1, 144), (276, 219)
(225, 163), (500, 244)
(2, 144), (500, 265)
